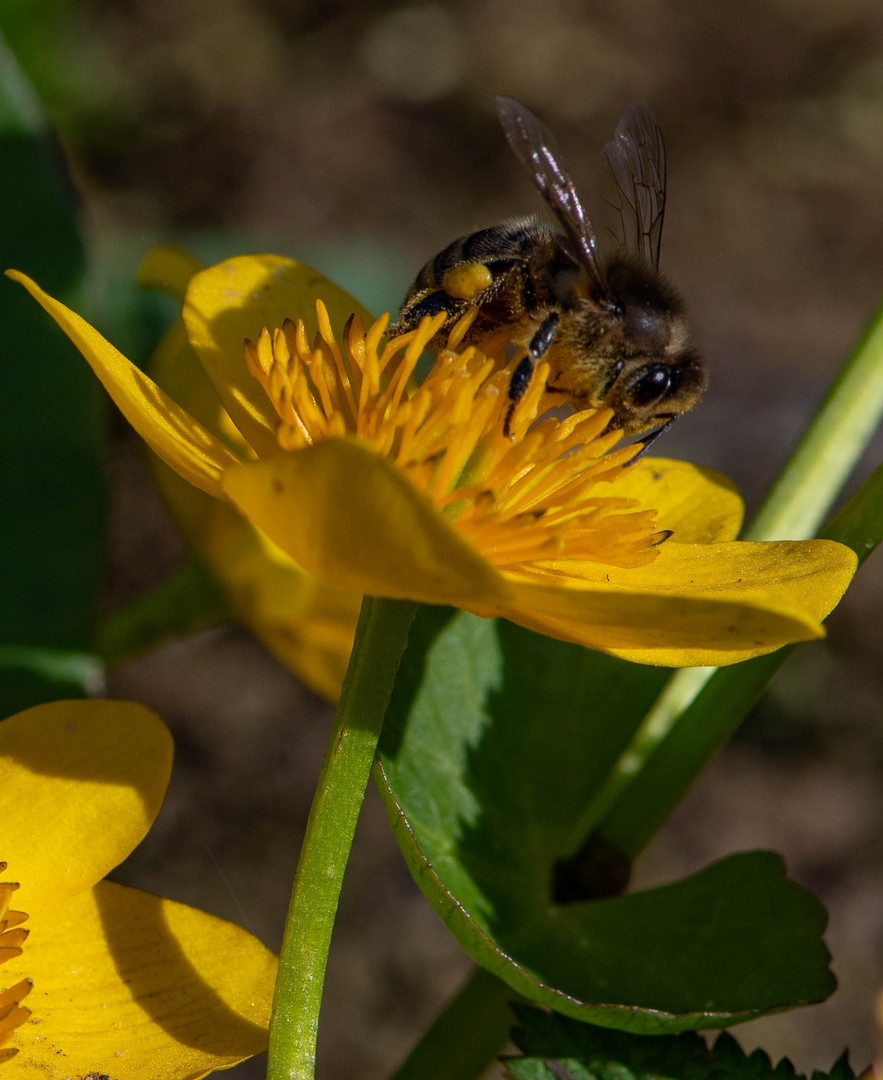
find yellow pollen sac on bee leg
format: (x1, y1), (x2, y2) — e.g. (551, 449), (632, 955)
(442, 262), (494, 301)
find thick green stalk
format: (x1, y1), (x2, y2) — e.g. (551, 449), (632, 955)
(745, 298), (883, 542)
(266, 596), (417, 1080)
(599, 462), (883, 858)
(585, 295), (883, 856)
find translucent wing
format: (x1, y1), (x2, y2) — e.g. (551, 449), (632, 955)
(496, 95), (608, 294)
(598, 101), (666, 268)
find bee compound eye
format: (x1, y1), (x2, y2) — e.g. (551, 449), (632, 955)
(630, 365), (673, 408)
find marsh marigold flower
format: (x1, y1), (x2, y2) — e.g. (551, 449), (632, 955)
(9, 255), (856, 667)
(140, 248), (361, 701)
(0, 699), (275, 1078)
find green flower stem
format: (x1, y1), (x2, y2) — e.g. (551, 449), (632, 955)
(267, 595), (417, 1080)
(598, 652), (786, 858)
(582, 295), (883, 859)
(389, 967), (517, 1080)
(745, 297), (883, 542)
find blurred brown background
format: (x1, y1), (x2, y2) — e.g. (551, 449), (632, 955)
(12, 0), (883, 1075)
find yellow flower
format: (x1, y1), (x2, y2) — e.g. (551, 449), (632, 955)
(8, 256), (856, 667)
(142, 248), (360, 701)
(0, 699), (276, 1078)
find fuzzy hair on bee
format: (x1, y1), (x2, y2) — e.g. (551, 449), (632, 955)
(388, 97), (706, 440)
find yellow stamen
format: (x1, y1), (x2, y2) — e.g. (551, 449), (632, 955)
(0, 866), (31, 1060)
(243, 306), (664, 571)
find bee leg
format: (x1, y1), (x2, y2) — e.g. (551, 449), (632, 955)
(441, 261), (494, 301)
(528, 311), (560, 359)
(508, 355), (535, 402)
(503, 355), (536, 437)
(503, 312), (562, 436)
(631, 416), (676, 462)
(389, 290), (466, 336)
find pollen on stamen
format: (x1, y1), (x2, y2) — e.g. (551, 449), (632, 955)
(0, 878), (28, 964)
(446, 307), (480, 350)
(243, 304), (667, 573)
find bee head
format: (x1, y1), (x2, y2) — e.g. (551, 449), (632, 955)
(586, 261), (707, 434)
(611, 348), (707, 434)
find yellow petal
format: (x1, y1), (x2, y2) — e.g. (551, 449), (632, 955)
(148, 323), (360, 699)
(138, 245), (203, 301)
(150, 316), (234, 438)
(167, 467), (359, 699)
(255, 594), (358, 702)
(498, 538), (857, 666)
(1, 881), (275, 1079)
(226, 528), (359, 700)
(614, 457), (744, 542)
(0, 700), (172, 916)
(182, 255), (375, 456)
(222, 438), (513, 607)
(5, 271), (239, 499)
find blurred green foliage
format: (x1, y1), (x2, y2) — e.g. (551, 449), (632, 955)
(0, 36), (106, 712)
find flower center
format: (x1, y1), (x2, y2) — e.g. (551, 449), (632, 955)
(243, 305), (664, 570)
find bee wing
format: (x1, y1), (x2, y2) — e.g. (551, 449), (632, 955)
(496, 95), (608, 295)
(598, 101), (666, 268)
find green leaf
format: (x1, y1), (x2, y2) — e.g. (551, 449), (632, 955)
(0, 646), (103, 717)
(0, 2), (84, 117)
(388, 967), (518, 1080)
(504, 1005), (866, 1080)
(0, 37), (105, 710)
(376, 607), (835, 1033)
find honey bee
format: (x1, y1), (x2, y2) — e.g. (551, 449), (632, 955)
(389, 97), (706, 439)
